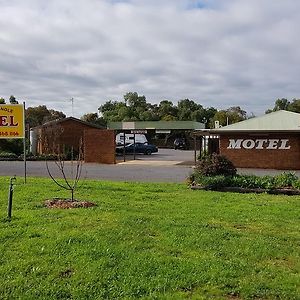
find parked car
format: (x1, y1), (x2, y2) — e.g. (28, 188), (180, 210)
(116, 142), (158, 155)
(174, 138), (187, 150)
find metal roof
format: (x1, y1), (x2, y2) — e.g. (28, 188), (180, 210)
(211, 110), (300, 132)
(108, 121), (204, 130)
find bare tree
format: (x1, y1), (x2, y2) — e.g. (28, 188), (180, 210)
(43, 123), (84, 201)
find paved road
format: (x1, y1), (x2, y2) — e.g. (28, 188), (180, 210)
(0, 160), (194, 183)
(1, 148), (299, 183)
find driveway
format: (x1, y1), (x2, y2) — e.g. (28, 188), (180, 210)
(116, 148), (195, 164)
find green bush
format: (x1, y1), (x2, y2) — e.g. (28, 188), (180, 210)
(17, 153), (65, 161)
(196, 153), (237, 177)
(292, 179), (300, 189)
(0, 151), (18, 160)
(273, 172), (298, 188)
(191, 172), (300, 190)
(230, 175), (275, 189)
(193, 174), (232, 189)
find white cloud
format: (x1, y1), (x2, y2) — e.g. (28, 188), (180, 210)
(0, 0), (300, 117)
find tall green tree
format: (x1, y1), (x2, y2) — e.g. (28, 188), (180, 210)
(266, 98), (300, 114)
(287, 98), (300, 113)
(98, 100), (128, 122)
(99, 92), (160, 122)
(26, 105), (66, 128)
(124, 92), (147, 109)
(98, 93), (220, 126)
(210, 106), (247, 128)
(266, 98), (290, 113)
(176, 99), (215, 126)
(158, 100), (178, 120)
(81, 113), (106, 127)
(177, 99), (199, 120)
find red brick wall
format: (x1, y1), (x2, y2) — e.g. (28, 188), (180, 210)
(84, 129), (115, 164)
(38, 119), (99, 154)
(220, 134), (300, 169)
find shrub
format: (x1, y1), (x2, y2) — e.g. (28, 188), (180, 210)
(19, 153), (67, 161)
(0, 151), (18, 160)
(193, 175), (232, 189)
(273, 172), (298, 188)
(230, 175), (275, 189)
(190, 172), (300, 191)
(196, 153), (237, 177)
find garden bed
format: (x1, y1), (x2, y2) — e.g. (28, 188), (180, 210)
(190, 184), (300, 195)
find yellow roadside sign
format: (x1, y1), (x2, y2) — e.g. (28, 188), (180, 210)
(0, 104), (25, 139)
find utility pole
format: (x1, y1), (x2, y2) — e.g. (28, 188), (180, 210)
(70, 97), (74, 116)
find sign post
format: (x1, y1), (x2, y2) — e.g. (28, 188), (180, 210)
(0, 103), (26, 181)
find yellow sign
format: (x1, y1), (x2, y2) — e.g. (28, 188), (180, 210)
(0, 104), (25, 139)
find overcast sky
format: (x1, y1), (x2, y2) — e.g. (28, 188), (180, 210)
(1, 0), (299, 118)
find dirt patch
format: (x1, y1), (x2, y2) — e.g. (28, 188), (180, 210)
(45, 198), (97, 209)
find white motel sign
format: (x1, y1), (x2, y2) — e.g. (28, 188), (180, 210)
(227, 139), (290, 150)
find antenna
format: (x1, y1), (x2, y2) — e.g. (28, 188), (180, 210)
(69, 97), (74, 116)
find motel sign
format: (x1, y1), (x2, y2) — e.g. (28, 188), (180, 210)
(227, 139), (291, 150)
(0, 104), (25, 138)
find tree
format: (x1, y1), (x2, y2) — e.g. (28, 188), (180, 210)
(177, 99), (199, 120)
(99, 100), (128, 122)
(99, 92), (160, 122)
(26, 105), (66, 128)
(266, 98), (290, 113)
(9, 95), (19, 104)
(0, 97), (5, 104)
(210, 106), (247, 128)
(287, 99), (300, 113)
(202, 107), (218, 128)
(158, 100), (178, 120)
(124, 92), (147, 109)
(98, 93), (220, 125)
(123, 92), (148, 121)
(266, 98), (300, 114)
(227, 106), (247, 120)
(44, 124), (83, 201)
(81, 113), (106, 127)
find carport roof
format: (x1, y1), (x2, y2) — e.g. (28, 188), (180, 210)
(108, 121), (204, 130)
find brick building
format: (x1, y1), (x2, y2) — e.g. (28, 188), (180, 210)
(30, 117), (115, 164)
(195, 110), (300, 169)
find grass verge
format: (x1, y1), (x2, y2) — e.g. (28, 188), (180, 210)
(0, 177), (299, 299)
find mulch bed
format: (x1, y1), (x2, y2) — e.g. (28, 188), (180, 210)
(190, 185), (300, 195)
(45, 198), (97, 209)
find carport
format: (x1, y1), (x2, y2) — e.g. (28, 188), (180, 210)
(108, 121), (204, 162)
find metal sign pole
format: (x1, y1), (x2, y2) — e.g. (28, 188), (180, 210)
(123, 131), (126, 162)
(194, 136), (197, 165)
(133, 133), (136, 160)
(23, 102), (27, 183)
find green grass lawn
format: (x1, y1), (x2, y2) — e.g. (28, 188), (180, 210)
(0, 177), (299, 300)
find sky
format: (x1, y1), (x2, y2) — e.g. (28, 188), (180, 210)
(1, 0), (300, 118)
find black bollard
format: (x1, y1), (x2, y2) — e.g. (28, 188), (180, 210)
(7, 176), (16, 220)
